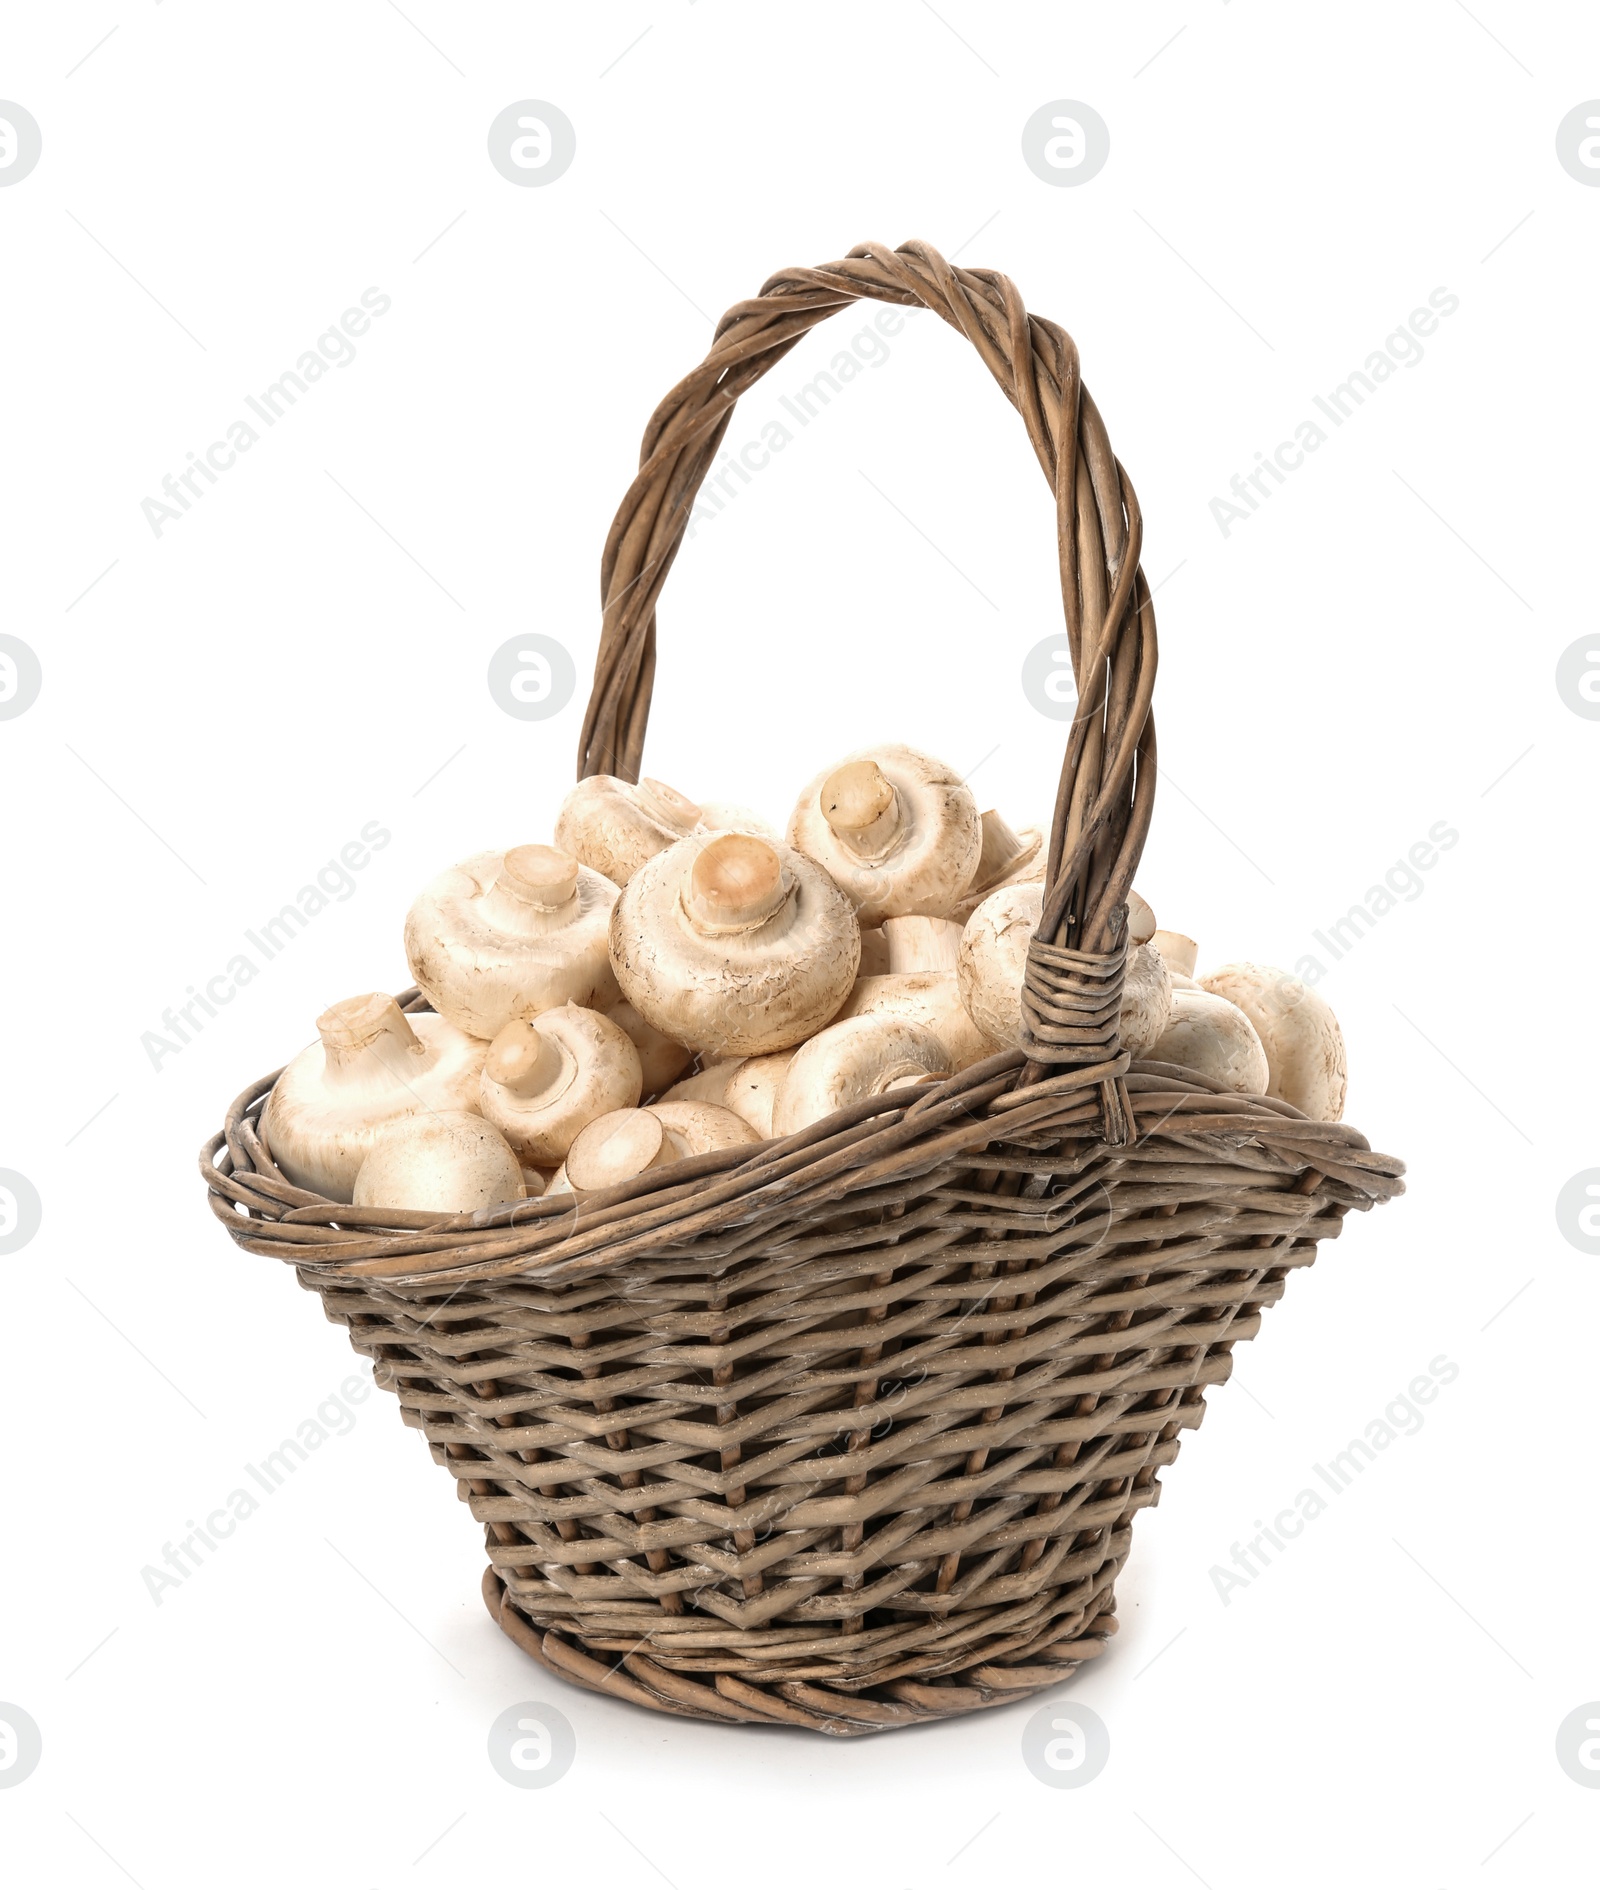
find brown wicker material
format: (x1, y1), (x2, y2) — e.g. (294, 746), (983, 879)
(200, 241), (1404, 1735)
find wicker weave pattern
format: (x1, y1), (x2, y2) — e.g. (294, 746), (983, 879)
(200, 242), (1403, 1733)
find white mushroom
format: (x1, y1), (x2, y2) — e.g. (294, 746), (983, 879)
(943, 809), (1047, 923)
(857, 927), (891, 978)
(880, 914), (964, 973)
(1126, 890), (1157, 947)
(555, 1099), (757, 1196)
(405, 844), (618, 1039)
(1119, 943), (1175, 1057)
(351, 1111), (524, 1214)
(697, 800), (779, 840)
(648, 1099), (761, 1155)
(1149, 988), (1269, 1094)
(660, 1052), (796, 1138)
(554, 775), (703, 886)
(1199, 963), (1347, 1120)
(603, 998), (694, 1098)
(833, 973), (993, 1071)
(1150, 929), (1198, 979)
(262, 994), (486, 1201)
(478, 1003), (643, 1166)
(772, 1015), (951, 1136)
(610, 830), (859, 1057)
(956, 880), (1042, 1050)
(787, 743), (982, 924)
(959, 883), (1175, 1058)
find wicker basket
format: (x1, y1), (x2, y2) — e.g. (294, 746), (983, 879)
(201, 241), (1404, 1736)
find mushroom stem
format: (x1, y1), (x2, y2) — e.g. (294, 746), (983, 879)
(684, 833), (790, 931)
(317, 994), (423, 1084)
(482, 1018), (570, 1102)
(564, 1108), (677, 1194)
(972, 809), (1030, 886)
(1151, 929), (1199, 978)
(820, 759), (903, 859)
(480, 845), (581, 935)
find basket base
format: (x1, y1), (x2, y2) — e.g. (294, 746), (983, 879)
(482, 1568), (1117, 1737)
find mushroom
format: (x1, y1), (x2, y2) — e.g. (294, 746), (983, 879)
(833, 973), (992, 1071)
(1119, 943), (1175, 1057)
(1149, 988), (1269, 1094)
(1199, 963), (1347, 1120)
(1150, 929), (1198, 979)
(405, 844), (618, 1039)
(956, 880), (1042, 1050)
(351, 1111), (525, 1214)
(554, 775), (703, 886)
(697, 800), (780, 840)
(787, 743), (982, 924)
(1126, 891), (1157, 947)
(603, 998), (694, 1098)
(942, 809), (1047, 924)
(478, 1003), (643, 1166)
(880, 914), (964, 973)
(660, 1051), (796, 1138)
(551, 1099), (757, 1197)
(262, 993), (486, 1201)
(610, 830), (859, 1057)
(958, 883), (1174, 1058)
(857, 927), (892, 978)
(772, 1015), (951, 1136)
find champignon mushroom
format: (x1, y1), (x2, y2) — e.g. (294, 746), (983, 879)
(1118, 944), (1175, 1057)
(478, 1003), (643, 1166)
(772, 1014), (951, 1136)
(942, 810), (1047, 924)
(351, 1111), (524, 1214)
(697, 800), (780, 840)
(832, 973), (992, 1071)
(787, 743), (982, 924)
(405, 844), (618, 1039)
(958, 883), (1174, 1058)
(1150, 929), (1198, 979)
(603, 998), (693, 1098)
(1199, 963), (1347, 1120)
(1149, 988), (1269, 1094)
(956, 880), (1042, 1050)
(1126, 891), (1157, 947)
(554, 775), (703, 886)
(660, 1052), (796, 1138)
(857, 927), (892, 978)
(880, 914), (965, 973)
(553, 1099), (758, 1197)
(610, 830), (859, 1057)
(262, 993), (486, 1201)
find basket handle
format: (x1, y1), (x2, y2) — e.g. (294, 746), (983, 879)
(578, 239), (1158, 1119)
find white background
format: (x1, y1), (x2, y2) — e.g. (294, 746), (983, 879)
(2, 3), (1597, 1884)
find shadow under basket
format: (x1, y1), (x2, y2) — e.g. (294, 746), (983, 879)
(200, 241), (1404, 1736)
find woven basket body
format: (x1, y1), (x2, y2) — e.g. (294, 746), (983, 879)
(203, 242), (1402, 1735)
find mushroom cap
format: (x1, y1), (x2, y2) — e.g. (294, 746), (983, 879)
(1199, 962), (1347, 1121)
(834, 973), (993, 1071)
(604, 998), (693, 1099)
(881, 914), (964, 974)
(956, 880), (1043, 1050)
(647, 1099), (761, 1155)
(478, 1003), (643, 1165)
(352, 1111), (524, 1214)
(610, 831), (860, 1057)
(554, 775), (703, 886)
(659, 1059), (746, 1108)
(773, 1014), (951, 1136)
(263, 999), (486, 1201)
(1119, 943), (1175, 1058)
(942, 813), (1047, 924)
(1150, 929), (1198, 979)
(1126, 890), (1157, 947)
(787, 743), (983, 925)
(697, 800), (780, 840)
(404, 844), (619, 1039)
(1150, 988), (1269, 1094)
(661, 1054), (794, 1138)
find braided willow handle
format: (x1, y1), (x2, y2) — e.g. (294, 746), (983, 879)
(578, 239), (1158, 1113)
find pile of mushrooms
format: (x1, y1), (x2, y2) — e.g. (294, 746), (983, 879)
(266, 742), (1349, 1213)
